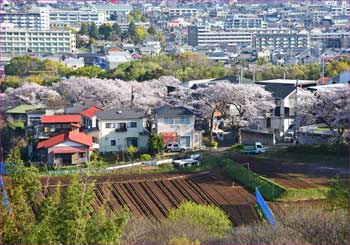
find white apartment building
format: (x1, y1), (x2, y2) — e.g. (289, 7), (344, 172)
(224, 15), (266, 30)
(168, 8), (198, 17)
(0, 26), (76, 54)
(331, 1), (350, 16)
(1, 7), (50, 30)
(188, 26), (252, 47)
(49, 9), (106, 26)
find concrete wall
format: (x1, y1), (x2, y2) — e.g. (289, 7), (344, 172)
(240, 129), (275, 146)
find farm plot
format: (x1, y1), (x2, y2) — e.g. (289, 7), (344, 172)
(41, 172), (261, 226)
(229, 154), (342, 189)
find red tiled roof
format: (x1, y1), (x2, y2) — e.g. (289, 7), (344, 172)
(37, 131), (92, 149)
(52, 147), (86, 154)
(80, 106), (104, 119)
(41, 115), (82, 124)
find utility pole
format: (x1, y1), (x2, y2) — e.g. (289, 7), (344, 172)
(240, 64), (243, 84)
(294, 79), (299, 144)
(322, 55), (325, 84)
(130, 86), (134, 108)
(253, 64), (256, 83)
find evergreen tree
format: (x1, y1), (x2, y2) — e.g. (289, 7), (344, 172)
(86, 205), (129, 244)
(5, 147), (22, 164)
(1, 185), (35, 244)
(99, 23), (112, 40)
(79, 23), (89, 35)
(58, 174), (95, 244)
(89, 22), (99, 39)
(148, 25), (156, 35)
(147, 130), (164, 156)
(112, 22), (121, 37)
(128, 21), (136, 39)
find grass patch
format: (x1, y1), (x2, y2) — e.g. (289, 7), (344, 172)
(257, 148), (348, 168)
(221, 159), (328, 201)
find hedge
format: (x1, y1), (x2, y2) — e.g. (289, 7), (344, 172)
(221, 159), (328, 201)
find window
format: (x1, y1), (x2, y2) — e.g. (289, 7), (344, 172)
(105, 123), (113, 128)
(111, 140), (116, 146)
(127, 122), (137, 128)
(180, 117), (190, 124)
(126, 137), (138, 147)
(164, 117), (174, 125)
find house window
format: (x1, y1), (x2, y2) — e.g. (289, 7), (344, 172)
(284, 107), (290, 117)
(180, 117), (190, 124)
(111, 140), (116, 146)
(127, 122), (137, 128)
(164, 117), (174, 125)
(126, 137), (138, 147)
(106, 123), (113, 128)
(274, 107), (281, 117)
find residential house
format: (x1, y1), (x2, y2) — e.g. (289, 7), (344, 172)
(80, 106), (104, 129)
(6, 105), (38, 129)
(328, 70), (350, 84)
(37, 126), (93, 166)
(154, 105), (202, 150)
(96, 108), (149, 153)
(254, 84), (303, 141)
(36, 114), (82, 139)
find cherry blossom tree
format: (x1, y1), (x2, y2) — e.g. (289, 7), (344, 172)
(297, 84), (350, 143)
(1, 83), (61, 111)
(170, 83), (274, 143)
(53, 76), (181, 110)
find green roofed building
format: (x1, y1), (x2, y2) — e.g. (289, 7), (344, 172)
(6, 105), (38, 129)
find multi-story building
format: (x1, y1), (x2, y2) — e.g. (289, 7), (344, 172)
(1, 7), (50, 30)
(49, 9), (106, 26)
(254, 33), (309, 50)
(224, 15), (265, 30)
(96, 108), (149, 153)
(0, 26), (76, 54)
(154, 105), (202, 150)
(168, 8), (198, 17)
(310, 31), (350, 49)
(188, 25), (253, 47)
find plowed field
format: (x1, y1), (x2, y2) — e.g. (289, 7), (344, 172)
(40, 172), (261, 226)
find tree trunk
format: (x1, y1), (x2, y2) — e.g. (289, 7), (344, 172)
(209, 111), (215, 142)
(233, 127), (241, 144)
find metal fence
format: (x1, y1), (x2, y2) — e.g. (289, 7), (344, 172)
(256, 187), (276, 225)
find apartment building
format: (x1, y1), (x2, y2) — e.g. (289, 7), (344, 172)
(0, 26), (76, 54)
(224, 15), (265, 30)
(1, 7), (50, 30)
(168, 8), (197, 17)
(254, 33), (309, 50)
(310, 31), (350, 49)
(188, 25), (252, 47)
(49, 9), (106, 25)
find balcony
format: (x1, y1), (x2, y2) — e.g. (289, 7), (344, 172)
(115, 127), (127, 132)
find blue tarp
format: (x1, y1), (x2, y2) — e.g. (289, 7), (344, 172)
(256, 187), (276, 225)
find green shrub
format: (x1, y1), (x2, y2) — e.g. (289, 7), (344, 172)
(230, 144), (243, 151)
(167, 201), (231, 239)
(203, 137), (218, 148)
(90, 152), (99, 162)
(125, 145), (138, 161)
(140, 153), (152, 161)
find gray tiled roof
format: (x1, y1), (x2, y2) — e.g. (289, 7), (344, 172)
(263, 84), (296, 99)
(96, 108), (145, 120)
(154, 105), (194, 116)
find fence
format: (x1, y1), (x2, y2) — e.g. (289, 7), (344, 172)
(256, 187), (276, 225)
(0, 163), (11, 210)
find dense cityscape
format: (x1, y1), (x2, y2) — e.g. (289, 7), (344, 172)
(0, 0), (349, 244)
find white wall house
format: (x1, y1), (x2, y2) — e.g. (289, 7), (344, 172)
(96, 109), (149, 153)
(154, 105), (202, 150)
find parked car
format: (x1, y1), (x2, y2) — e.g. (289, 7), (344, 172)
(173, 158), (200, 167)
(243, 142), (266, 154)
(165, 142), (186, 153)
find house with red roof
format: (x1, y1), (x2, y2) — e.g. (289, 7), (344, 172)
(80, 106), (104, 129)
(38, 114), (82, 138)
(37, 126), (93, 166)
